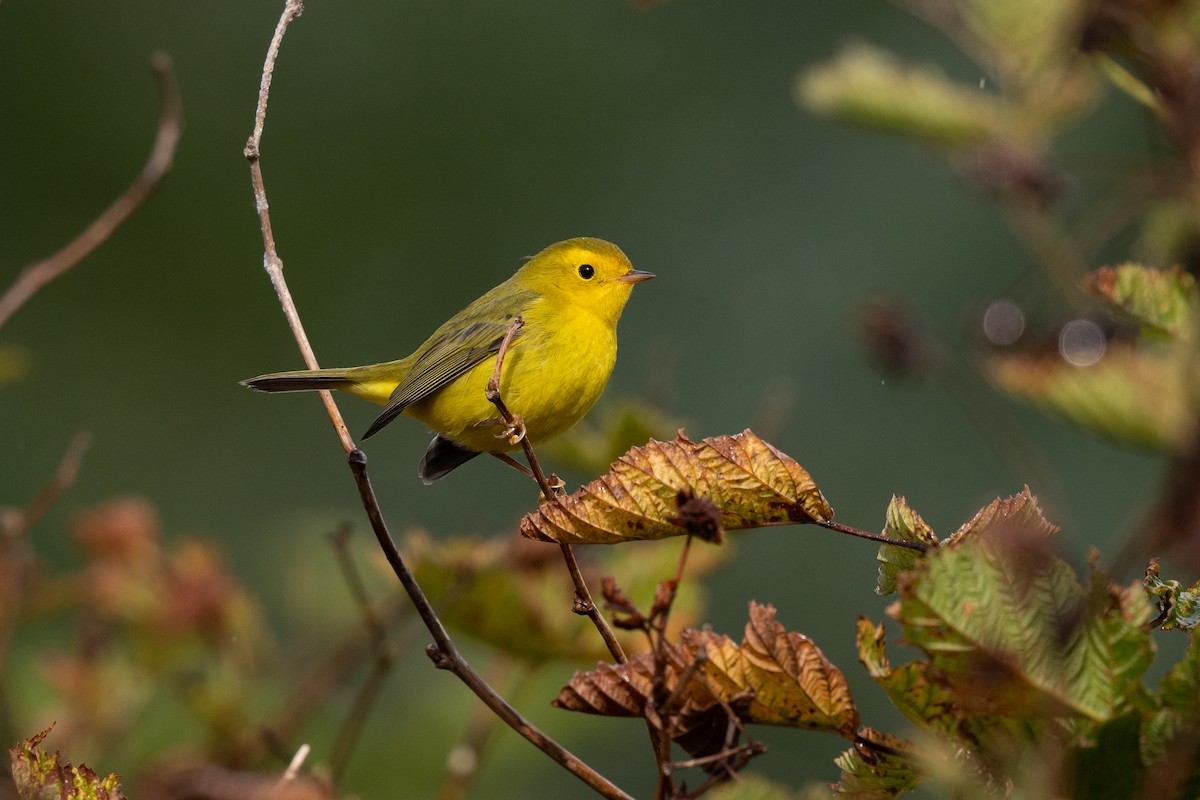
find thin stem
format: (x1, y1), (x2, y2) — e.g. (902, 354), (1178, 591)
(817, 519), (931, 552)
(244, 0), (353, 454)
(0, 54), (182, 331)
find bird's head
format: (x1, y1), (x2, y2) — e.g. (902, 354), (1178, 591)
(519, 237), (654, 326)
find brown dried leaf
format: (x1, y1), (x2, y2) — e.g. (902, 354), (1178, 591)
(691, 602), (859, 737)
(554, 602), (858, 739)
(521, 430), (834, 545)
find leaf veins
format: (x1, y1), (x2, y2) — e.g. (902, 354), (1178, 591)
(520, 430), (834, 545)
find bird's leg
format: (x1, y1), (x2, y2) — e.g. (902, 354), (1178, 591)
(474, 415), (527, 445)
(483, 316), (529, 445)
(491, 452), (534, 479)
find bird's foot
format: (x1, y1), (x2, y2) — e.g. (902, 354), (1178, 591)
(494, 415), (527, 446)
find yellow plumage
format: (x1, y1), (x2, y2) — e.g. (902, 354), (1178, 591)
(243, 237), (653, 482)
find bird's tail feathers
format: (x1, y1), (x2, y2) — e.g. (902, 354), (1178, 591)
(241, 368), (356, 393)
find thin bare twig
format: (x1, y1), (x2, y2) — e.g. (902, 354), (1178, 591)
(816, 519), (931, 552)
(0, 54), (181, 331)
(483, 317), (627, 665)
(244, 5), (632, 797)
(244, 0), (353, 454)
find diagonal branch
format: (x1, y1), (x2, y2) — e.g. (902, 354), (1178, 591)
(243, 4), (632, 797)
(0, 53), (182, 331)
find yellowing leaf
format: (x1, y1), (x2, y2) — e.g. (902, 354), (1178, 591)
(555, 602), (859, 739)
(798, 43), (1007, 149)
(987, 342), (1191, 450)
(690, 602), (859, 736)
(876, 496), (939, 595)
(855, 617), (984, 744)
(1084, 264), (1198, 339)
(520, 430), (833, 545)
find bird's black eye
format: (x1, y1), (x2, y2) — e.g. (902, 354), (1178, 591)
(578, 264), (595, 280)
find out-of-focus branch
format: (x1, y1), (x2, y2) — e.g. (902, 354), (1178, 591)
(0, 54), (181, 331)
(0, 432), (91, 746)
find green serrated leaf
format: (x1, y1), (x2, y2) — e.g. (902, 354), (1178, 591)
(894, 532), (1153, 723)
(876, 496), (939, 595)
(798, 43), (1007, 149)
(832, 728), (923, 798)
(1083, 264), (1198, 340)
(1145, 559), (1200, 631)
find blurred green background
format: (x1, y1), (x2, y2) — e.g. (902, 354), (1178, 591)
(0, 0), (1168, 797)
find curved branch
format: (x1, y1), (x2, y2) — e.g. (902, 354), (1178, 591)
(0, 52), (182, 331)
(243, 3), (632, 797)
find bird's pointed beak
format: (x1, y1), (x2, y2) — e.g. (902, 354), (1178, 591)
(614, 269), (656, 284)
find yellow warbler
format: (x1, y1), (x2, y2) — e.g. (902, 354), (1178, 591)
(244, 237), (653, 483)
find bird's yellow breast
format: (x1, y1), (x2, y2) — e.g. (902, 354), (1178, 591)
(403, 296), (617, 454)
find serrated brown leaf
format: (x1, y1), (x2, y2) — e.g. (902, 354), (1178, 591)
(521, 430), (833, 545)
(692, 602), (860, 736)
(944, 486), (1060, 546)
(555, 601), (859, 740)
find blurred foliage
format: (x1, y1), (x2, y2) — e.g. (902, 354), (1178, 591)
(9, 726), (127, 800)
(9, 0), (1200, 797)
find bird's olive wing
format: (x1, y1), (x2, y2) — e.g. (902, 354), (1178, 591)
(362, 309), (527, 440)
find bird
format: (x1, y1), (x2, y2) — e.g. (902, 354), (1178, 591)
(243, 237), (654, 483)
